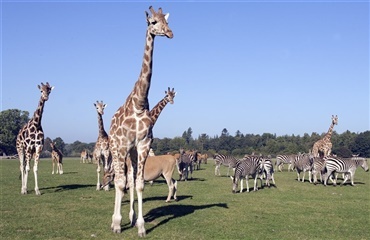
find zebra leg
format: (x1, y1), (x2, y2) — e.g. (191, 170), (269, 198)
(240, 178), (243, 193)
(301, 171), (305, 182)
(245, 177), (249, 193)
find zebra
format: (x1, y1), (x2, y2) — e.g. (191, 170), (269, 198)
(214, 154), (240, 176)
(291, 153), (314, 183)
(260, 158), (276, 187)
(275, 154), (296, 172)
(230, 156), (265, 193)
(178, 149), (198, 181)
(312, 156), (326, 184)
(322, 156), (369, 186)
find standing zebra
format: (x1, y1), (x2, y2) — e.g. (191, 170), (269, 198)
(322, 156), (369, 186)
(261, 158), (276, 187)
(230, 156), (265, 193)
(275, 154), (296, 172)
(178, 149), (198, 181)
(214, 154), (240, 176)
(312, 156), (326, 184)
(292, 153), (314, 183)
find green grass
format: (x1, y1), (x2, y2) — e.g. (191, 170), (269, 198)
(1, 158), (369, 240)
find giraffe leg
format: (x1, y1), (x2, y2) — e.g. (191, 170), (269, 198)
(111, 159), (125, 233)
(19, 152), (28, 194)
(127, 162), (136, 226)
(96, 157), (101, 190)
(59, 162), (63, 174)
(103, 152), (110, 191)
(52, 160), (55, 174)
(33, 151), (41, 195)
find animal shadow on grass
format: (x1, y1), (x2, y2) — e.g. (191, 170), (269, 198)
(40, 184), (96, 193)
(144, 202), (229, 234)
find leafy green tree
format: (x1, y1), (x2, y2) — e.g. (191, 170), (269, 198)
(0, 109), (29, 155)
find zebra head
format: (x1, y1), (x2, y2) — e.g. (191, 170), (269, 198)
(230, 176), (238, 193)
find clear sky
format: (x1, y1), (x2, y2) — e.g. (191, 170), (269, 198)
(1, 0), (369, 144)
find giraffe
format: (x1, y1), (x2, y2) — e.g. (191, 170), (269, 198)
(312, 115), (339, 158)
(16, 82), (54, 195)
(150, 87), (176, 126)
(50, 142), (63, 175)
(80, 149), (88, 163)
(93, 101), (111, 191)
(108, 6), (173, 237)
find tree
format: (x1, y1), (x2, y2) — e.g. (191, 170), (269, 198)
(0, 109), (29, 155)
(182, 127), (193, 145)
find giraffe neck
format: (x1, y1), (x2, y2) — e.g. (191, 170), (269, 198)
(150, 97), (169, 125)
(131, 30), (155, 109)
(97, 113), (108, 137)
(323, 122), (335, 142)
(32, 97), (46, 127)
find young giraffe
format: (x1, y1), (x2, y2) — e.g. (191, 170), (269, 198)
(312, 115), (339, 158)
(109, 6), (173, 237)
(93, 101), (111, 191)
(80, 149), (88, 163)
(16, 82), (54, 195)
(50, 142), (63, 175)
(150, 87), (176, 125)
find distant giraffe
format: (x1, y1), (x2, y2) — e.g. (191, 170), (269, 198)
(50, 142), (63, 175)
(108, 6), (173, 237)
(80, 150), (88, 163)
(16, 82), (54, 195)
(312, 115), (338, 158)
(149, 87), (176, 125)
(93, 101), (111, 191)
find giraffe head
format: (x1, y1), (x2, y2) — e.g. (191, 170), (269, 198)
(94, 101), (107, 115)
(50, 142), (56, 149)
(145, 6), (173, 38)
(165, 87), (176, 104)
(38, 82), (54, 101)
(331, 115), (338, 126)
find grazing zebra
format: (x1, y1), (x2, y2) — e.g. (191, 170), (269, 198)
(230, 156), (265, 193)
(261, 158), (275, 187)
(292, 153), (314, 183)
(178, 149), (198, 181)
(275, 154), (295, 172)
(323, 156), (369, 186)
(214, 154), (240, 176)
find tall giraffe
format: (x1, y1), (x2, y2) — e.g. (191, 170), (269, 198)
(16, 82), (54, 195)
(109, 6), (173, 237)
(93, 101), (111, 191)
(312, 115), (338, 158)
(150, 87), (176, 125)
(50, 142), (63, 175)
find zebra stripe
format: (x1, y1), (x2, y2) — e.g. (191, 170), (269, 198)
(231, 156), (265, 193)
(323, 156), (369, 186)
(214, 154), (240, 176)
(275, 154), (296, 172)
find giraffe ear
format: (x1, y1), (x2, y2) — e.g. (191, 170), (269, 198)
(164, 13), (169, 22)
(104, 104), (107, 108)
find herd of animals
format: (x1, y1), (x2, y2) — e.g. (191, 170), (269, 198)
(14, 6), (368, 238)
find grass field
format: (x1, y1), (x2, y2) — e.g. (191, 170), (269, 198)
(1, 158), (369, 240)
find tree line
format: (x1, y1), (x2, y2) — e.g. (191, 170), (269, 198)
(1, 109), (369, 158)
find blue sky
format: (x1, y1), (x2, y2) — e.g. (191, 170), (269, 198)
(1, 0), (369, 144)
